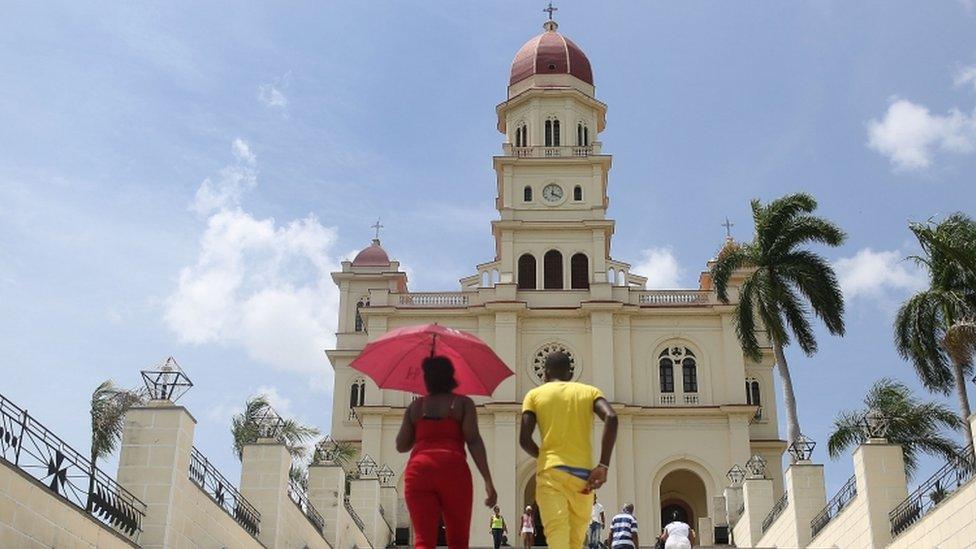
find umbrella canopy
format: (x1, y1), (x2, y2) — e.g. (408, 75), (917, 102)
(349, 324), (513, 396)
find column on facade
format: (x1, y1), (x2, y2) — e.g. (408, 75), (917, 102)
(611, 412), (636, 521)
(116, 401), (196, 549)
(492, 408), (519, 538)
(590, 229), (608, 284)
(853, 439), (909, 548)
(720, 313), (747, 404)
(360, 414), (385, 465)
(306, 464), (345, 545)
(239, 440), (292, 548)
(493, 310), (519, 402)
(589, 309), (615, 400)
(612, 315), (633, 403)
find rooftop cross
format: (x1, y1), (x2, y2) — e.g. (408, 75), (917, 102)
(722, 217), (735, 238)
(371, 219), (384, 240)
(543, 2), (558, 21)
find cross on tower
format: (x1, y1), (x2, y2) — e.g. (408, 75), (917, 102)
(722, 217), (735, 238)
(543, 2), (558, 21)
(371, 220), (384, 240)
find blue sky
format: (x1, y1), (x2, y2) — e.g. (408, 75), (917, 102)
(2, 1), (976, 495)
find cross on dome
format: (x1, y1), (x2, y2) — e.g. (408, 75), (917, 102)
(543, 2), (557, 21)
(371, 219), (384, 240)
(722, 218), (735, 238)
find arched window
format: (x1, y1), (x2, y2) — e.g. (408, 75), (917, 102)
(524, 185), (533, 202)
(573, 185), (583, 201)
(518, 254), (537, 290)
(481, 272), (490, 287)
(746, 379), (761, 406)
(521, 125), (528, 147)
(584, 126), (589, 146)
(682, 356), (698, 393)
(577, 123), (584, 146)
(544, 120), (553, 147)
(617, 270), (627, 286)
(354, 298), (368, 332)
(544, 250), (564, 289)
(659, 355), (675, 393)
(553, 119), (560, 146)
(571, 253), (589, 289)
(608, 267), (616, 285)
(349, 378), (366, 409)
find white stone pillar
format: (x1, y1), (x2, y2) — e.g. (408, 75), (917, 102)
(116, 401), (196, 549)
(740, 475), (774, 547)
(723, 486), (743, 526)
(307, 465), (345, 546)
(698, 516), (714, 545)
(239, 440), (291, 548)
(853, 440), (909, 548)
(380, 485), (399, 536)
(493, 409), (519, 529)
(783, 461), (827, 547)
(350, 477), (384, 546)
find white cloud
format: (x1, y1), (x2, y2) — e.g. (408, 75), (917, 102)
(834, 248), (927, 302)
(167, 140), (340, 390)
(955, 64), (976, 93)
(191, 139), (257, 215)
(867, 98), (976, 170)
(258, 84), (288, 108)
(632, 246), (684, 289)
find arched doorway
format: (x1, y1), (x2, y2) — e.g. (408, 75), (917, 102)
(659, 469), (708, 534)
(523, 474), (548, 546)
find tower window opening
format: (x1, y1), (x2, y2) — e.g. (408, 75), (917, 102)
(543, 250), (564, 289)
(349, 378), (366, 409)
(682, 357), (698, 393)
(659, 358), (674, 393)
(570, 253), (589, 289)
(573, 185), (583, 201)
(518, 254), (537, 290)
(524, 185), (533, 202)
(553, 119), (560, 146)
(354, 298), (368, 332)
(545, 120), (553, 147)
(577, 123), (583, 146)
(746, 379), (761, 406)
(584, 126), (589, 146)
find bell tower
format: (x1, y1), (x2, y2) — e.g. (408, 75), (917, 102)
(492, 17), (616, 291)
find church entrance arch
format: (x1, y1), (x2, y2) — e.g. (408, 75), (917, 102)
(658, 469), (707, 533)
(522, 474), (548, 546)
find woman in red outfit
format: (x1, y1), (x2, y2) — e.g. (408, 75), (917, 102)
(396, 355), (497, 548)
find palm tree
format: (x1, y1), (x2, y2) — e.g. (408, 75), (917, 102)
(711, 193), (846, 451)
(90, 380), (146, 465)
(827, 378), (964, 478)
(895, 213), (976, 450)
(231, 395), (320, 461)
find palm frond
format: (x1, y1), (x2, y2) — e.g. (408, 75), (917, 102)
(91, 380), (146, 462)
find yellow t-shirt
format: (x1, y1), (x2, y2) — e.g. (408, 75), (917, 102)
(522, 381), (604, 473)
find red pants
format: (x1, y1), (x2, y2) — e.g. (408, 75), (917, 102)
(404, 450), (473, 548)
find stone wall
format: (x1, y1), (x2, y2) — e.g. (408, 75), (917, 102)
(0, 461), (135, 548)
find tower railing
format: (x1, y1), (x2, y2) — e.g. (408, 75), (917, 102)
(510, 145), (594, 158)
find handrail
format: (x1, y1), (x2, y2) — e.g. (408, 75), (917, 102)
(889, 445), (975, 538)
(811, 474), (857, 538)
(288, 479), (325, 534)
(761, 491), (789, 533)
(188, 446), (261, 536)
(0, 393), (146, 542)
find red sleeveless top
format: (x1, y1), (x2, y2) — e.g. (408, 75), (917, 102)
(411, 396), (465, 456)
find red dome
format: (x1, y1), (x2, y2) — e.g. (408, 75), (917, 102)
(352, 239), (390, 267)
(509, 22), (593, 87)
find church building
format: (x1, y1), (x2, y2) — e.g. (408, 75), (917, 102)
(327, 15), (785, 542)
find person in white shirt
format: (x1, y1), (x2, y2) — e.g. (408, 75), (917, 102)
(586, 495), (605, 548)
(606, 503), (638, 548)
(659, 510), (695, 549)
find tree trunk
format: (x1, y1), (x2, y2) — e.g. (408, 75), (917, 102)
(772, 337), (802, 459)
(950, 357), (974, 453)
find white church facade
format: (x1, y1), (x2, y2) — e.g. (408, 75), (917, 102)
(327, 17), (786, 541)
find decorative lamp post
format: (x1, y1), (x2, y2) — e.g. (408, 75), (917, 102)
(745, 454), (767, 478)
(787, 434), (817, 462)
(314, 435), (341, 464)
(376, 464), (396, 485)
(356, 454), (378, 478)
(863, 409), (891, 441)
(726, 464), (746, 487)
(140, 357), (193, 402)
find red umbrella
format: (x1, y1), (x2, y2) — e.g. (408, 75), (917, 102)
(349, 323), (513, 396)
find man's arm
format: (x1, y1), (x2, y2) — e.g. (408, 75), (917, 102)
(519, 411), (539, 458)
(585, 397), (618, 491)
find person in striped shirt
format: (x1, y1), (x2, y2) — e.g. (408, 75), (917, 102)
(607, 503), (639, 548)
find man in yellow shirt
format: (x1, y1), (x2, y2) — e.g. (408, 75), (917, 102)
(520, 351), (618, 549)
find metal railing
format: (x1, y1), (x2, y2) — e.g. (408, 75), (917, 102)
(396, 292), (471, 307)
(379, 503), (395, 535)
(761, 491), (789, 533)
(889, 446), (975, 538)
(512, 146), (593, 158)
(811, 474), (857, 538)
(287, 479), (325, 534)
(0, 393), (146, 542)
(637, 290), (710, 306)
(188, 446), (261, 536)
(344, 494), (367, 532)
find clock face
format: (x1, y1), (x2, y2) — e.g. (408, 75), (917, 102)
(542, 184), (564, 203)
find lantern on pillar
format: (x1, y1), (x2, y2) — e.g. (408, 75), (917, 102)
(726, 464), (746, 487)
(745, 454), (767, 478)
(140, 357), (193, 402)
(254, 404), (286, 439)
(376, 464), (396, 485)
(356, 454), (378, 478)
(787, 434), (816, 462)
(863, 409), (891, 440)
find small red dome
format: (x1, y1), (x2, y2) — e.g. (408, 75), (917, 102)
(352, 239), (390, 267)
(509, 21), (593, 87)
